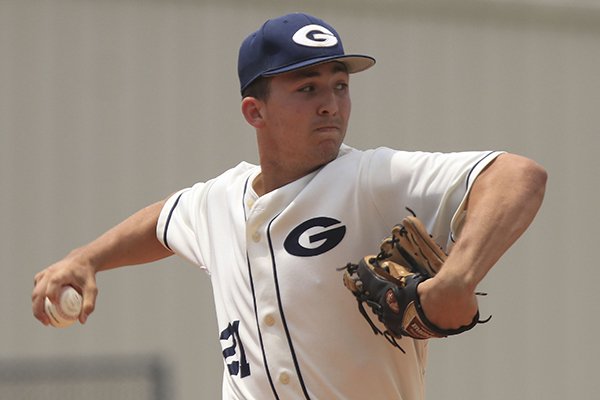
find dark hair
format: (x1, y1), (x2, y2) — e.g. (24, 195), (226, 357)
(241, 77), (271, 101)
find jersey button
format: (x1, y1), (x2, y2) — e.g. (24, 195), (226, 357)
(251, 231), (260, 242)
(264, 315), (276, 326)
(279, 372), (290, 385)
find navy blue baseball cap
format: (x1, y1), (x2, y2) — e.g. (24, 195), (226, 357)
(238, 13), (376, 93)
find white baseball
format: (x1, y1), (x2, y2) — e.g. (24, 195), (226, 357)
(44, 286), (82, 328)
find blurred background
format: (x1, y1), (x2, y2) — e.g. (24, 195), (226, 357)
(1, 0), (598, 399)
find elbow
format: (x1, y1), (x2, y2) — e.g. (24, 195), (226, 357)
(524, 158), (547, 200)
(508, 154), (548, 208)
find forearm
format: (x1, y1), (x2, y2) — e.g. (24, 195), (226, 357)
(418, 154), (547, 329)
(439, 153), (547, 290)
(72, 200), (173, 273)
(33, 199), (173, 325)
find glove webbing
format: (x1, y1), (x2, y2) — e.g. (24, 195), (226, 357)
(341, 261), (406, 353)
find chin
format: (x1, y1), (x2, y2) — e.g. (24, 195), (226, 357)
(317, 140), (342, 163)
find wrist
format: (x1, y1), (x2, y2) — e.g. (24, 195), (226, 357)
(432, 266), (478, 295)
(65, 247), (100, 273)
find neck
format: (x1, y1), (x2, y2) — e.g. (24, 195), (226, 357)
(252, 163), (320, 196)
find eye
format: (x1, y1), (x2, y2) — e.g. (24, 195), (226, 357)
(299, 85), (314, 93)
(335, 82), (349, 91)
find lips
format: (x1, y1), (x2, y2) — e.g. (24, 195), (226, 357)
(315, 125), (340, 132)
(314, 120), (343, 132)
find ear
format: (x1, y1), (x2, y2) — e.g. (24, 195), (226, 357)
(241, 97), (266, 129)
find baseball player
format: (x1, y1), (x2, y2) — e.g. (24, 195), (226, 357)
(32, 13), (547, 400)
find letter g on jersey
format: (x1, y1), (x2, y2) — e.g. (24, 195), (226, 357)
(284, 217), (346, 257)
(292, 24), (339, 48)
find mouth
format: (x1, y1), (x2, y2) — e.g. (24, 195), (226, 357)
(314, 122), (343, 133)
(315, 126), (340, 132)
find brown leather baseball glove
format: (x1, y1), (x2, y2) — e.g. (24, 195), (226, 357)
(340, 211), (487, 351)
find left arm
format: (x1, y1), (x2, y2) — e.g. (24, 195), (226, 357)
(418, 153), (547, 329)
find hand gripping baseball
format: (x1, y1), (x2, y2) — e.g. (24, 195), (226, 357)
(339, 212), (489, 351)
(32, 255), (98, 326)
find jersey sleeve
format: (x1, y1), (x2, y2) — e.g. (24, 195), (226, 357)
(156, 184), (207, 269)
(366, 148), (504, 247)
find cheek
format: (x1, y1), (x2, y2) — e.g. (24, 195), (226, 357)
(341, 97), (351, 119)
(277, 107), (311, 134)
(267, 111), (307, 146)
(272, 111), (304, 135)
(270, 97), (304, 120)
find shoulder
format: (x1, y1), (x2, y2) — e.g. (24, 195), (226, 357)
(215, 161), (258, 181)
(332, 145), (503, 179)
(168, 162), (258, 204)
(189, 162), (258, 189)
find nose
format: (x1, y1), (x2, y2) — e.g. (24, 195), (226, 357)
(317, 90), (339, 116)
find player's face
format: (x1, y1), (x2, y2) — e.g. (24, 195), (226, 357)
(260, 62), (351, 175)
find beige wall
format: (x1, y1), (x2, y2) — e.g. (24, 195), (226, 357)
(1, 0), (599, 398)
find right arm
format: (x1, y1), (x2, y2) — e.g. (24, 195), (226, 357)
(32, 200), (173, 325)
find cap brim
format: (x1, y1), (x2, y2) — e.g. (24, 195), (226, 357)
(262, 54), (376, 77)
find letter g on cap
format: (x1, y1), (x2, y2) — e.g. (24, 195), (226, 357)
(292, 24), (339, 48)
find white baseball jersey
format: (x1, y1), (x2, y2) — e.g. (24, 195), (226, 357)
(156, 144), (502, 400)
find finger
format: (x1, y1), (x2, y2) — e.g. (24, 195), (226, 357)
(44, 277), (63, 304)
(31, 279), (50, 326)
(32, 296), (50, 325)
(33, 270), (44, 287)
(80, 282), (98, 324)
(44, 265), (79, 304)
